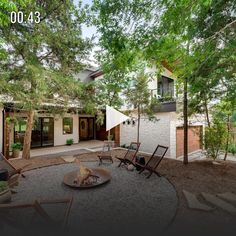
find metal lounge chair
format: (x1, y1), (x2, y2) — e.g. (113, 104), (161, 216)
(136, 145), (168, 178)
(0, 152), (29, 179)
(0, 197), (73, 233)
(37, 197), (73, 227)
(116, 142), (141, 167)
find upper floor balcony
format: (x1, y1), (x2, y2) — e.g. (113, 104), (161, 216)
(149, 76), (176, 113)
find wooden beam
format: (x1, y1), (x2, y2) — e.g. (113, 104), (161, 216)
(3, 111), (10, 159)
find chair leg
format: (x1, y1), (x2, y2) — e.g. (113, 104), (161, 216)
(118, 161), (122, 167)
(139, 168), (144, 174)
(146, 171), (153, 179)
(155, 171), (161, 177)
(21, 174), (26, 178)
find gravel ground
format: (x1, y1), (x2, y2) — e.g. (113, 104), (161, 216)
(7, 161), (178, 236)
(9, 149), (236, 236)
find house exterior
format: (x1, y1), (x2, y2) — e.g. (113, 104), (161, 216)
(0, 67), (101, 156)
(0, 65), (204, 159)
(93, 64), (205, 158)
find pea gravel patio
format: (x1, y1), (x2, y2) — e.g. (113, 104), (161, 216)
(11, 161), (178, 236)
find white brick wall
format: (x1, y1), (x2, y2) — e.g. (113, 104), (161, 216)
(120, 112), (177, 158)
(54, 114), (79, 146)
(169, 113), (177, 158)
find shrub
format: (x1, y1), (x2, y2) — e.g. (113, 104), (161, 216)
(0, 181), (8, 192)
(121, 144), (128, 149)
(11, 142), (22, 151)
(228, 143), (236, 155)
(204, 122), (227, 159)
(66, 139), (74, 145)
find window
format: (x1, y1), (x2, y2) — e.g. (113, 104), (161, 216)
(63, 118), (73, 134)
(14, 117), (27, 145)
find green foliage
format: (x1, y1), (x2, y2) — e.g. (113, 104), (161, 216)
(0, 0), (92, 109)
(95, 71), (130, 109)
(0, 0), (93, 158)
(6, 116), (18, 125)
(0, 0), (30, 26)
(66, 139), (74, 145)
(93, 0), (236, 124)
(228, 143), (236, 156)
(124, 65), (156, 142)
(204, 118), (227, 159)
(0, 181), (8, 192)
(11, 142), (23, 150)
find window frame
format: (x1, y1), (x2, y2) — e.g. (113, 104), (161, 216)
(63, 117), (73, 135)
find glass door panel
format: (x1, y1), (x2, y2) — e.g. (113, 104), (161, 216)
(42, 118), (54, 146)
(31, 118), (42, 148)
(88, 118), (94, 139)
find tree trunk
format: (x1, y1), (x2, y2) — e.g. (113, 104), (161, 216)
(183, 78), (188, 164)
(224, 115), (230, 161)
(4, 111), (10, 159)
(137, 106), (140, 143)
(108, 129), (111, 141)
(22, 110), (34, 159)
(203, 94), (211, 127)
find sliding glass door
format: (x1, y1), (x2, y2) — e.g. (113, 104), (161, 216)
(15, 117), (54, 148)
(27, 117), (54, 148)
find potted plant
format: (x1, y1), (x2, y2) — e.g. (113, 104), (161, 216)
(66, 138), (74, 146)
(0, 181), (11, 203)
(11, 142), (22, 158)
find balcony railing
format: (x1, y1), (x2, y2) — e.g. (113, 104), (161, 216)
(150, 88), (176, 112)
(150, 88), (175, 102)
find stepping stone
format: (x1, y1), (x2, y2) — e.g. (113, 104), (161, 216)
(183, 190), (214, 211)
(61, 156), (76, 163)
(217, 192), (236, 203)
(201, 192), (236, 213)
(212, 161), (222, 165)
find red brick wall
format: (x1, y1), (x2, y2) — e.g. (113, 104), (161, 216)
(176, 126), (203, 157)
(96, 125), (120, 146)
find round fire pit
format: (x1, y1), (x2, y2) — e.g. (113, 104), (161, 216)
(63, 168), (111, 189)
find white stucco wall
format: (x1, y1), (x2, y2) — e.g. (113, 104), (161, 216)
(120, 112), (177, 158)
(76, 70), (94, 83)
(0, 108), (3, 153)
(54, 114), (79, 146)
(169, 114), (177, 158)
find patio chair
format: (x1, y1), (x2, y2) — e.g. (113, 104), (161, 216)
(0, 152), (28, 179)
(116, 142), (141, 167)
(37, 197), (73, 227)
(0, 197), (73, 232)
(97, 140), (114, 165)
(136, 145), (168, 178)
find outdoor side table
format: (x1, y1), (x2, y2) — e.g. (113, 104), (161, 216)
(0, 169), (9, 181)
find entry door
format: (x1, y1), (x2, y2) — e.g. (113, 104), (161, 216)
(88, 118), (94, 139)
(79, 118), (94, 140)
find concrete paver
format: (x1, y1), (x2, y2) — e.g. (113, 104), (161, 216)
(183, 190), (214, 211)
(201, 192), (236, 214)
